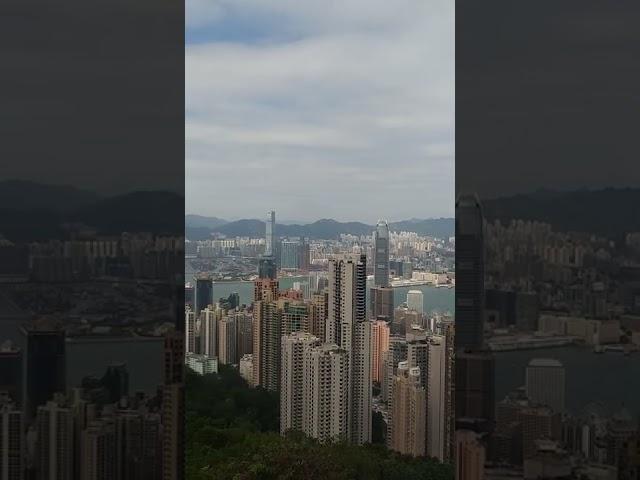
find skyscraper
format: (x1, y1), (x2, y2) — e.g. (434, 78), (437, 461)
(373, 220), (390, 287)
(218, 316), (237, 365)
(200, 305), (219, 358)
(455, 194), (485, 350)
(280, 332), (321, 435)
(327, 254), (371, 445)
(252, 295), (281, 391)
(427, 335), (446, 461)
(265, 210), (276, 257)
(184, 307), (196, 354)
(525, 358), (566, 414)
(280, 240), (300, 270)
(34, 396), (74, 480)
(407, 290), (424, 314)
(0, 395), (23, 480)
(162, 330), (185, 480)
(371, 320), (390, 384)
(194, 275), (213, 317)
(370, 286), (394, 322)
(387, 362), (426, 457)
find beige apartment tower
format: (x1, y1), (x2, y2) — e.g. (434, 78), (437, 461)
(387, 362), (426, 457)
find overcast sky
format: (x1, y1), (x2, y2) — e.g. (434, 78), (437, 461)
(186, 0), (454, 223)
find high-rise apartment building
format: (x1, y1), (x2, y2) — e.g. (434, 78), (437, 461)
(280, 299), (309, 336)
(407, 290), (424, 314)
(235, 312), (253, 358)
(199, 305), (218, 358)
(427, 335), (446, 461)
(0, 342), (21, 409)
(162, 330), (185, 480)
(309, 291), (328, 340)
(280, 332), (321, 435)
(302, 344), (349, 442)
(456, 430), (486, 480)
(80, 418), (116, 480)
(373, 220), (390, 287)
(185, 307), (196, 355)
(525, 358), (566, 414)
(0, 396), (23, 480)
(455, 351), (495, 424)
(381, 336), (408, 405)
(218, 316), (237, 365)
(254, 278), (278, 303)
(34, 396), (74, 480)
(252, 296), (281, 391)
(327, 254), (371, 445)
(371, 320), (390, 384)
(387, 362), (426, 457)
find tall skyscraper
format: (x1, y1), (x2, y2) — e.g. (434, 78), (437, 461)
(455, 430), (486, 480)
(280, 332), (321, 435)
(387, 362), (426, 457)
(280, 240), (300, 270)
(373, 220), (390, 287)
(0, 341), (22, 408)
(370, 286), (394, 322)
(525, 358), (566, 414)
(80, 418), (116, 480)
(309, 291), (328, 340)
(427, 335), (446, 461)
(327, 254), (371, 445)
(162, 330), (185, 480)
(21, 321), (65, 424)
(265, 211), (276, 257)
(371, 320), (390, 384)
(235, 312), (253, 358)
(194, 275), (213, 317)
(455, 194), (485, 350)
(406, 290), (424, 314)
(302, 344), (349, 442)
(455, 351), (495, 424)
(200, 305), (218, 358)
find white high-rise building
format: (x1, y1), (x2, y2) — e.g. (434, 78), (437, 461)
(280, 332), (321, 435)
(302, 344), (349, 442)
(200, 305), (219, 358)
(327, 254), (372, 445)
(525, 358), (566, 413)
(427, 335), (446, 461)
(407, 290), (424, 315)
(35, 396), (74, 480)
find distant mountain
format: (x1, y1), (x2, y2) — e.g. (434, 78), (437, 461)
(0, 181), (184, 241)
(482, 188), (640, 238)
(185, 214), (228, 229)
(186, 217), (455, 240)
(0, 180), (101, 212)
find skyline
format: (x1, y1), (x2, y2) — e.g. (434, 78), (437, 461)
(185, 0), (454, 223)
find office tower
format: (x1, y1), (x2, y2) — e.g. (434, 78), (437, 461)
(373, 220), (390, 287)
(525, 358), (566, 414)
(455, 351), (495, 424)
(265, 211), (276, 257)
(407, 339), (428, 388)
(0, 396), (23, 480)
(235, 312), (253, 358)
(80, 418), (116, 480)
(195, 275), (213, 317)
(370, 286), (394, 322)
(254, 278), (278, 303)
(280, 240), (300, 270)
(455, 194), (485, 350)
(407, 290), (424, 314)
(393, 305), (421, 336)
(258, 257), (277, 280)
(184, 283), (194, 310)
(100, 364), (129, 404)
(21, 321), (65, 423)
(199, 305), (218, 358)
(387, 363), (426, 457)
(218, 316), (237, 365)
(0, 341), (21, 408)
(309, 291), (328, 340)
(34, 396), (74, 480)
(456, 430), (486, 480)
(302, 344), (349, 442)
(162, 331), (185, 480)
(327, 254), (372, 445)
(371, 320), (390, 384)
(280, 332), (321, 435)
(427, 335), (446, 461)
(252, 298), (281, 391)
(185, 307), (196, 354)
(239, 354), (253, 384)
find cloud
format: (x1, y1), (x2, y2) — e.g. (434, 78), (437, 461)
(186, 0), (454, 223)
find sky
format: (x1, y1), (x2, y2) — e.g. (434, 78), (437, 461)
(186, 0), (454, 223)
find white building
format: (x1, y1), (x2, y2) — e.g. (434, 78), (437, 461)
(239, 354), (253, 384)
(186, 353), (218, 375)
